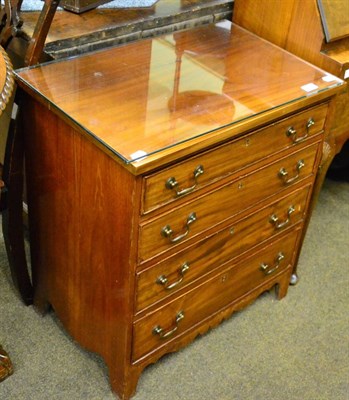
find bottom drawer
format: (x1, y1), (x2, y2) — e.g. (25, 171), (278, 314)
(133, 229), (300, 361)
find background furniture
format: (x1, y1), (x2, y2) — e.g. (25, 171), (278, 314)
(1, 0), (233, 68)
(0, 0), (60, 66)
(233, 0), (349, 179)
(60, 0), (114, 14)
(14, 21), (344, 399)
(59, 0), (159, 14)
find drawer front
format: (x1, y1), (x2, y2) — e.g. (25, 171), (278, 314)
(133, 230), (299, 361)
(139, 142), (320, 261)
(142, 103), (328, 214)
(136, 185), (310, 311)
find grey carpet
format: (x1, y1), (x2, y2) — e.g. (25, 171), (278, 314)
(1, 178), (348, 400)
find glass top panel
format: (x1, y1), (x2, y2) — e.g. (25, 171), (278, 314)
(15, 21), (344, 163)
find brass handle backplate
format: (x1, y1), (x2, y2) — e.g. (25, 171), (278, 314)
(278, 159), (305, 184)
(161, 212), (197, 243)
(286, 117), (315, 143)
(156, 262), (190, 290)
(260, 252), (285, 275)
(165, 165), (204, 197)
(269, 205), (296, 229)
(153, 311), (185, 339)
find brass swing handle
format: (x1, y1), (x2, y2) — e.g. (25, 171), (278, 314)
(153, 311), (185, 339)
(278, 159), (305, 184)
(269, 205), (296, 229)
(161, 212), (197, 244)
(286, 118), (315, 143)
(260, 252), (285, 276)
(165, 165), (204, 197)
(156, 262), (190, 290)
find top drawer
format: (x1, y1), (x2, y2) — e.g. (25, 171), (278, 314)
(142, 103), (328, 214)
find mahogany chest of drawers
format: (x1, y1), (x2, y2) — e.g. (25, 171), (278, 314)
(14, 21), (344, 399)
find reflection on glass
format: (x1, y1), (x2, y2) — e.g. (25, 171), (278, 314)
(15, 21), (344, 163)
(168, 22), (235, 126)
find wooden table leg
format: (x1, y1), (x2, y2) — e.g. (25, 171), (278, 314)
(24, 0), (60, 66)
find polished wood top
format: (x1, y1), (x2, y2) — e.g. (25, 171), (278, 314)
(15, 21), (344, 173)
(0, 46), (14, 115)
